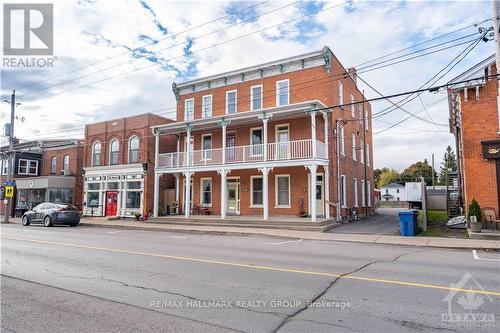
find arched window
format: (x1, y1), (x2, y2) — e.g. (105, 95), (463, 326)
(128, 136), (139, 163)
(63, 155), (69, 173)
(92, 141), (101, 166)
(109, 139), (120, 165)
(50, 157), (57, 174)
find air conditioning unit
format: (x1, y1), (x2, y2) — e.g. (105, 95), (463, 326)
(60, 170), (70, 176)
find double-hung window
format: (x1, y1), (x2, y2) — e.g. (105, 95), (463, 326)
(226, 90), (237, 114)
(251, 176), (263, 207)
(340, 175), (347, 208)
(339, 125), (345, 156)
(352, 133), (357, 160)
(275, 175), (290, 208)
(250, 128), (263, 156)
(184, 98), (194, 121)
(251, 85), (262, 111)
(360, 139), (365, 164)
(362, 180), (366, 207)
(353, 178), (358, 207)
(202, 95), (212, 118)
(200, 178), (212, 207)
(366, 143), (370, 167)
(338, 81), (343, 106)
(201, 134), (212, 160)
(50, 157), (57, 174)
(1, 158), (9, 175)
(367, 181), (371, 206)
(276, 79), (289, 106)
(63, 155), (69, 173)
(18, 159), (38, 175)
(365, 110), (369, 131)
(350, 94), (355, 118)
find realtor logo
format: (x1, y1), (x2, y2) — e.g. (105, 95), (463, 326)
(3, 3), (53, 55)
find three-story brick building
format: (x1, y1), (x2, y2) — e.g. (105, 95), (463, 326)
(152, 47), (375, 221)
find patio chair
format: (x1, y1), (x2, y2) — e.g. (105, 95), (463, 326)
(483, 209), (500, 231)
(190, 204), (200, 215)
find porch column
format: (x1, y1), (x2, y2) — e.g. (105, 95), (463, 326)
(186, 125), (193, 167)
(310, 110), (317, 158)
(153, 172), (160, 217)
(174, 173), (180, 202)
(184, 172), (192, 218)
(258, 167), (273, 220)
(324, 168), (330, 219)
(154, 131), (160, 169)
(258, 113), (272, 161)
(322, 111), (329, 159)
(307, 164), (318, 222)
(218, 170), (230, 219)
(220, 119), (230, 164)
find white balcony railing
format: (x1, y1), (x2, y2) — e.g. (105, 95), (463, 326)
(157, 139), (327, 169)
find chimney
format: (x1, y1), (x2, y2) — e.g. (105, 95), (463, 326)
(347, 67), (357, 84)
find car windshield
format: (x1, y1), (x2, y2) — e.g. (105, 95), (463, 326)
(56, 204), (79, 210)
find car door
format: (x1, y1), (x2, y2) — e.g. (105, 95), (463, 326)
(31, 204), (44, 223)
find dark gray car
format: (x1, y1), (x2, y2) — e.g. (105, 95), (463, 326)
(22, 203), (81, 227)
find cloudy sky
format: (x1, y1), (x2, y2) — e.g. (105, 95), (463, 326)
(0, 0), (493, 171)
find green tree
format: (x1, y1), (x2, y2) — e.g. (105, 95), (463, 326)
(377, 168), (400, 188)
(438, 146), (457, 185)
(400, 160), (437, 186)
(374, 167), (389, 187)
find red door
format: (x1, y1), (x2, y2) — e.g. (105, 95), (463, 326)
(105, 192), (118, 216)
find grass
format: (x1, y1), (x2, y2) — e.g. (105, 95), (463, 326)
(417, 210), (468, 238)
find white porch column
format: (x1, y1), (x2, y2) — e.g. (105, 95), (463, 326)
(153, 172), (160, 217)
(258, 113), (271, 161)
(218, 170), (230, 219)
(184, 172), (192, 218)
(258, 167), (273, 220)
(307, 164), (318, 222)
(174, 173), (180, 202)
(324, 168), (330, 219)
(186, 127), (192, 167)
(154, 131), (160, 169)
(310, 110), (317, 158)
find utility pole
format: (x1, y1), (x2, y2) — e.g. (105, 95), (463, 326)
(492, 0), (500, 131)
(3, 90), (16, 224)
(362, 92), (368, 218)
(431, 153), (435, 189)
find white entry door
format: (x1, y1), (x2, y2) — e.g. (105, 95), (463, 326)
(276, 125), (289, 159)
(227, 180), (240, 215)
(309, 174), (324, 217)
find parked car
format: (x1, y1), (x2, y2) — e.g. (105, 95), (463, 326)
(22, 203), (81, 227)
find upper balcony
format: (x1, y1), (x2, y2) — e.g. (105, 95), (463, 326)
(157, 139), (327, 171)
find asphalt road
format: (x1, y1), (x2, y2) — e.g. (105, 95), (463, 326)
(332, 208), (401, 235)
(1, 223), (499, 333)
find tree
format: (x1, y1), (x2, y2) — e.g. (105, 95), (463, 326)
(374, 167), (389, 187)
(400, 160), (437, 186)
(438, 146), (457, 185)
(377, 168), (400, 188)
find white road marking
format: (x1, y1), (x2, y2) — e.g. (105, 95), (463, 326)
(472, 250), (500, 262)
(262, 239), (303, 245)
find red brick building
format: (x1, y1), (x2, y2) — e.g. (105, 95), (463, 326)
(153, 47), (375, 221)
(448, 54), (500, 219)
(82, 113), (176, 217)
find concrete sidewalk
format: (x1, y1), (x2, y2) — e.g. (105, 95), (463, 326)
(5, 217), (500, 250)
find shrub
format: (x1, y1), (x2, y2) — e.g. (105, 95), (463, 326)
(467, 199), (482, 222)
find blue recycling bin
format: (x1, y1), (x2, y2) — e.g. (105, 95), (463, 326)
(399, 210), (419, 236)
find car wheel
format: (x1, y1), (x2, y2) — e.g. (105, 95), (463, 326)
(43, 216), (52, 227)
(22, 216), (30, 226)
(70, 222), (79, 227)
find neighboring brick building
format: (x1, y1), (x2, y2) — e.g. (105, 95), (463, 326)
(448, 54), (500, 219)
(153, 47), (375, 221)
(0, 139), (83, 216)
(82, 113), (176, 218)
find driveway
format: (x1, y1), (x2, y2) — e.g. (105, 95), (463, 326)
(331, 207), (401, 235)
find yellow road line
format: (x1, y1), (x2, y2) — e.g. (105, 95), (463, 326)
(3, 235), (500, 297)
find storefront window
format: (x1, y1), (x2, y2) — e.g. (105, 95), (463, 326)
(88, 183), (100, 190)
(107, 182), (119, 190)
(48, 189), (73, 204)
(127, 181), (141, 189)
(16, 189), (46, 209)
(126, 192), (141, 208)
(87, 192), (99, 207)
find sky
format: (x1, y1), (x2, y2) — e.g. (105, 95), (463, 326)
(0, 0), (494, 171)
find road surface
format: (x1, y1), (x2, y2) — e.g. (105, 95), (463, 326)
(1, 223), (499, 332)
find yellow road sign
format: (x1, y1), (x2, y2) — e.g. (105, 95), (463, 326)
(5, 185), (14, 198)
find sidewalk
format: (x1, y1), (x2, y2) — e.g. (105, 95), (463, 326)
(6, 217), (500, 250)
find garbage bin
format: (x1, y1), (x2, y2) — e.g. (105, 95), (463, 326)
(398, 210), (419, 236)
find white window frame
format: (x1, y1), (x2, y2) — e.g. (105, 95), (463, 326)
(350, 94), (355, 118)
(338, 81), (343, 107)
(249, 127), (263, 157)
(276, 79), (290, 106)
(18, 159), (38, 176)
(250, 175), (263, 207)
(92, 140), (102, 166)
(50, 156), (57, 174)
(225, 90), (237, 114)
(353, 178), (358, 207)
(184, 98), (194, 121)
(366, 143), (370, 167)
(362, 179), (366, 207)
(365, 110), (369, 131)
(367, 181), (372, 207)
(1, 158), (8, 175)
(341, 175), (347, 208)
(128, 136), (140, 164)
(352, 133), (357, 161)
(200, 177), (212, 207)
(109, 138), (120, 165)
(360, 139), (365, 164)
(63, 155), (69, 173)
(201, 133), (212, 161)
(339, 124), (345, 156)
(250, 84), (263, 111)
(275, 174), (291, 208)
(275, 123), (289, 142)
(202, 94), (212, 118)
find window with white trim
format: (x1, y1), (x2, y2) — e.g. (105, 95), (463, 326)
(202, 95), (212, 118)
(250, 176), (263, 207)
(353, 178), (358, 207)
(339, 124), (345, 156)
(367, 181), (371, 207)
(184, 98), (194, 120)
(250, 127), (263, 156)
(365, 110), (369, 131)
(1, 158), (8, 175)
(63, 155), (69, 173)
(18, 159), (38, 176)
(352, 133), (357, 160)
(362, 179), (366, 207)
(201, 134), (212, 160)
(50, 157), (57, 174)
(338, 81), (343, 106)
(251, 85), (262, 111)
(366, 143), (370, 167)
(109, 139), (119, 165)
(350, 94), (355, 118)
(275, 175), (290, 207)
(276, 79), (289, 106)
(200, 178), (212, 207)
(226, 90), (237, 114)
(340, 175), (347, 208)
(128, 136), (139, 163)
(360, 139), (365, 164)
(92, 141), (101, 166)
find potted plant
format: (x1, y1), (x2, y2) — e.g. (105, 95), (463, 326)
(170, 201), (179, 215)
(467, 199), (482, 233)
(133, 212), (142, 221)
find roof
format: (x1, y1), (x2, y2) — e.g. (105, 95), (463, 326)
(447, 54), (494, 89)
(381, 183), (404, 189)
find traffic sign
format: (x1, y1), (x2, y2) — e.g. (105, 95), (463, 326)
(4, 185), (14, 198)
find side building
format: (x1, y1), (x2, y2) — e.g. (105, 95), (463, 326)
(82, 113), (176, 218)
(152, 46), (375, 221)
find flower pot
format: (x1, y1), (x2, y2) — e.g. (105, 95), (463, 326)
(470, 221), (482, 233)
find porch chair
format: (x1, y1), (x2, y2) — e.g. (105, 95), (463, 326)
(483, 209), (500, 231)
(190, 204), (201, 215)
